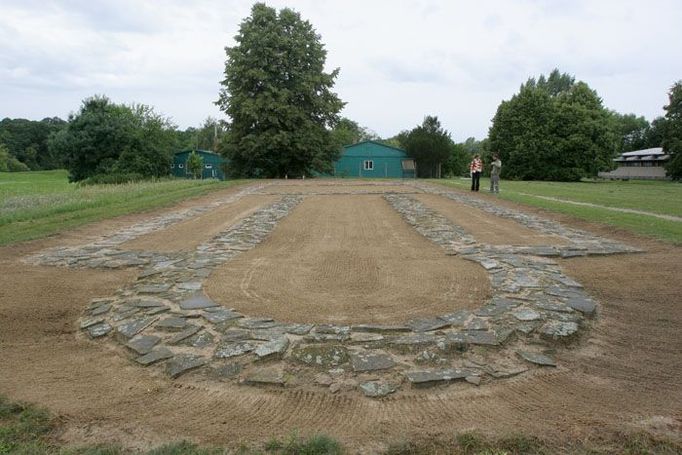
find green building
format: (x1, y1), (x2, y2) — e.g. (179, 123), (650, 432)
(171, 150), (226, 180)
(333, 141), (416, 178)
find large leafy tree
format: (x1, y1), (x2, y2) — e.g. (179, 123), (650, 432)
(663, 80), (682, 180)
(403, 116), (454, 178)
(330, 117), (379, 147)
(489, 70), (617, 181)
(217, 3), (344, 178)
(610, 112), (650, 152)
(49, 96), (175, 182)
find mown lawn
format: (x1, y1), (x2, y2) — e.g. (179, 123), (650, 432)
(0, 170), (248, 246)
(433, 178), (682, 244)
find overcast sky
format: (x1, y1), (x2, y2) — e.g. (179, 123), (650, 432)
(1, 0), (681, 141)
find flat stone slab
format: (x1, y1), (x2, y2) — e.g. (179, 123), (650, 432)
(156, 317), (189, 331)
(126, 335), (161, 355)
(180, 292), (218, 310)
(254, 336), (289, 359)
(283, 323), (315, 335)
(350, 332), (384, 342)
(389, 333), (438, 347)
(351, 324), (411, 333)
(214, 341), (256, 359)
(129, 298), (167, 308)
(237, 318), (279, 330)
(436, 332), (468, 352)
(136, 347), (174, 366)
(220, 328), (251, 341)
(540, 321), (579, 340)
(189, 331), (215, 348)
(440, 310), (470, 326)
(166, 354), (207, 378)
(465, 331), (499, 346)
(168, 325), (202, 344)
(90, 304), (111, 316)
(350, 351), (396, 372)
(517, 350), (557, 367)
(87, 322), (112, 338)
(244, 368), (286, 386)
(137, 284), (172, 294)
(565, 296), (596, 316)
(405, 368), (472, 386)
(213, 362), (242, 379)
(201, 309), (242, 324)
(407, 317), (450, 333)
(512, 309), (542, 321)
(292, 344), (348, 367)
(116, 317), (157, 340)
(359, 381), (397, 397)
(80, 317), (105, 329)
(464, 318), (489, 331)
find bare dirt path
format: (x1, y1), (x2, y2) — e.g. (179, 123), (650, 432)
(205, 194), (490, 324)
(1, 181), (680, 452)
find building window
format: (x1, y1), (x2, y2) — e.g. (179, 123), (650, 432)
(363, 160), (374, 171)
(178, 164), (184, 169)
(171, 163), (175, 168)
(205, 164), (213, 169)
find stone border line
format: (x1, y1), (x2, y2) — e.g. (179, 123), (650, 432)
(26, 183), (644, 398)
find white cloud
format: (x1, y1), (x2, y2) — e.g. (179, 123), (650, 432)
(1, 0), (681, 140)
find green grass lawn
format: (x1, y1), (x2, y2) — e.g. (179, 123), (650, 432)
(432, 178), (682, 244)
(0, 170), (248, 246)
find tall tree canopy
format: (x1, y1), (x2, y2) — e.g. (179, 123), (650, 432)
(489, 69), (617, 181)
(402, 116), (454, 178)
(49, 96), (176, 182)
(217, 3), (344, 178)
(663, 80), (682, 180)
(0, 117), (66, 170)
(330, 117), (379, 147)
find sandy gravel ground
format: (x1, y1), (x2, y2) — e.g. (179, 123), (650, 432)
(0, 181), (680, 452)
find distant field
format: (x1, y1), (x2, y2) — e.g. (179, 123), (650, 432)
(0, 170), (246, 245)
(433, 178), (682, 244)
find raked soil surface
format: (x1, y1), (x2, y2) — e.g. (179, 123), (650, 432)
(0, 180), (680, 453)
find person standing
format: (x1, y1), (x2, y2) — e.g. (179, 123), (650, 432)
(490, 154), (502, 193)
(469, 154), (483, 191)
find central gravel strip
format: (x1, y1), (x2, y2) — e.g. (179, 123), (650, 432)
(517, 192), (682, 222)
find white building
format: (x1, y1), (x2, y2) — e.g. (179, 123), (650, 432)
(598, 147), (670, 180)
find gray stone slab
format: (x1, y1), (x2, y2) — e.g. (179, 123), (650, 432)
(146, 306), (170, 315)
(156, 317), (189, 331)
(126, 335), (161, 355)
(180, 292), (218, 310)
(135, 347), (174, 366)
(512, 309), (542, 321)
(115, 317), (157, 341)
(254, 336), (289, 359)
(565, 296), (596, 316)
(244, 368), (285, 386)
(221, 328), (251, 341)
(90, 304), (111, 316)
(249, 329), (286, 341)
(313, 324), (351, 335)
(189, 331), (215, 348)
(237, 318), (279, 330)
(214, 341), (256, 359)
(535, 302), (574, 313)
(540, 321), (579, 340)
(436, 332), (468, 352)
(350, 351), (396, 372)
(359, 381), (397, 397)
(560, 250), (588, 258)
(439, 310), (470, 326)
(166, 354), (207, 378)
(283, 323), (315, 335)
(176, 281), (202, 291)
(168, 325), (202, 344)
(407, 317), (450, 333)
(292, 344), (348, 367)
(201, 309), (242, 324)
(464, 318), (489, 331)
(405, 368), (472, 386)
(350, 332), (384, 342)
(213, 362), (242, 379)
(137, 284), (172, 294)
(80, 317), (105, 329)
(517, 350), (557, 367)
(130, 298), (166, 308)
(305, 332), (350, 342)
(351, 324), (411, 333)
(87, 322), (112, 338)
(465, 331), (499, 346)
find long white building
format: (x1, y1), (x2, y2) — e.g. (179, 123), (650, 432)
(598, 147), (670, 180)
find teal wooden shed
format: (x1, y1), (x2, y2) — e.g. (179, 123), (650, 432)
(333, 141), (416, 178)
(171, 150), (226, 180)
